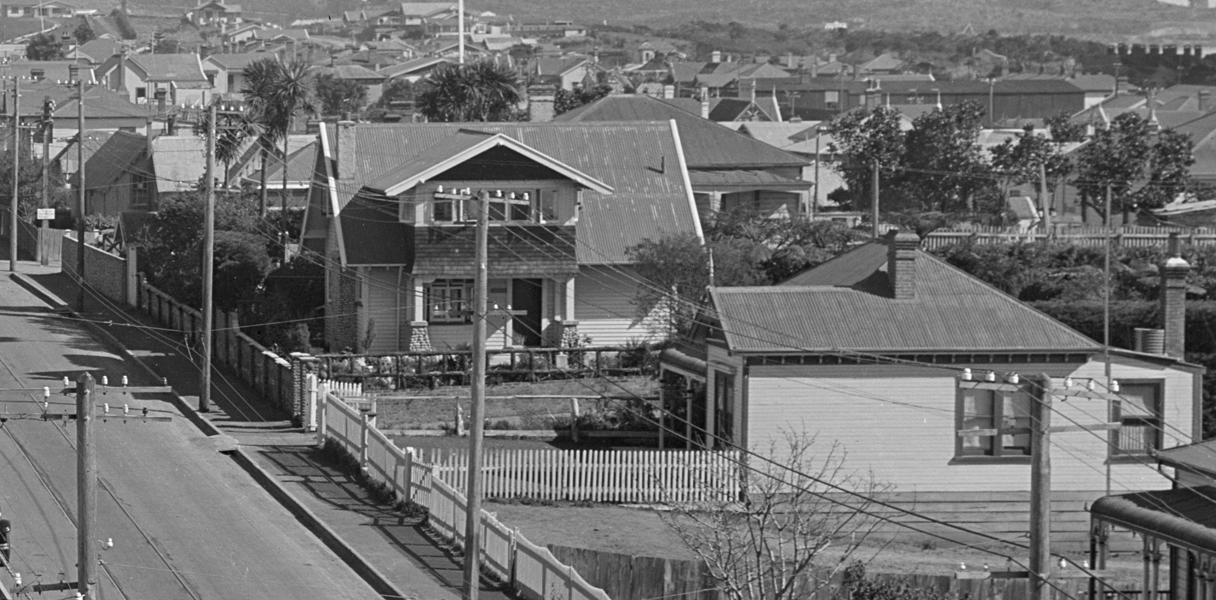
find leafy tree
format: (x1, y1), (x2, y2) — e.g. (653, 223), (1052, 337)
(25, 33), (64, 61)
(900, 100), (991, 212)
(241, 58), (317, 216)
(1074, 112), (1152, 222)
(72, 20), (96, 45)
(1135, 128), (1196, 211)
(376, 78), (413, 108)
(315, 73), (368, 116)
(213, 231), (272, 311)
(416, 60), (523, 122)
(989, 124), (1073, 192)
(626, 233), (708, 336)
(110, 8), (137, 40)
(826, 106), (905, 211)
(1044, 111), (1086, 143)
(554, 83), (612, 115)
(153, 36), (181, 54)
(837, 563), (948, 600)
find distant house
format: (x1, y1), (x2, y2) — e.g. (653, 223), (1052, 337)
(70, 38), (119, 64)
(533, 56), (589, 91)
(252, 27), (309, 46)
(662, 230), (1203, 547)
(857, 52), (904, 75)
(81, 130), (207, 216)
(2, 0), (75, 19)
(725, 121), (845, 210)
(515, 20), (586, 38)
(219, 23), (261, 48)
(97, 53), (213, 106)
(378, 56), (448, 83)
(190, 0), (241, 26)
(202, 52), (274, 96)
(669, 57), (793, 98)
(241, 139), (316, 210)
(555, 94), (811, 219)
(313, 64), (387, 105)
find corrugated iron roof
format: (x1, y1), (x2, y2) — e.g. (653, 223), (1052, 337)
(326, 121), (698, 265)
(688, 169), (809, 190)
(555, 95), (807, 170)
(128, 54), (208, 83)
(711, 240), (1099, 353)
(84, 131), (145, 191)
(151, 136), (207, 193)
(1156, 439), (1216, 478)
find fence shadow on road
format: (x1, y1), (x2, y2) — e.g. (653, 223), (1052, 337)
(258, 444), (505, 599)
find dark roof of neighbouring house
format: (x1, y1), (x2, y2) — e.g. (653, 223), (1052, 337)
(74, 38), (119, 63)
(244, 141), (317, 189)
(378, 56), (448, 78)
(708, 239), (1100, 353)
(315, 64), (385, 81)
(326, 121), (698, 266)
(204, 52), (274, 71)
(535, 56), (586, 77)
(125, 54), (209, 82)
(554, 95), (807, 170)
(1156, 439), (1216, 479)
(687, 169), (809, 190)
(83, 130), (146, 191)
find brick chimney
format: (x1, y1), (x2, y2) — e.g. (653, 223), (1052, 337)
(886, 230), (919, 300)
(1200, 90), (1211, 113)
(699, 85), (709, 119)
(1159, 232), (1190, 359)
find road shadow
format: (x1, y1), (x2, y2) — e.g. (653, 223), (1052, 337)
(258, 445), (513, 600)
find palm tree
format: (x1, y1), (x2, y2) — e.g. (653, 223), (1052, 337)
(416, 60), (523, 122)
(271, 59), (316, 221)
(241, 57), (284, 216)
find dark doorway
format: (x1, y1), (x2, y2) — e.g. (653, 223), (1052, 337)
(511, 279), (544, 347)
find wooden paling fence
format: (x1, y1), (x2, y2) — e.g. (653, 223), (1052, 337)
(425, 447), (741, 504)
(318, 388), (612, 600)
(919, 225), (1216, 250)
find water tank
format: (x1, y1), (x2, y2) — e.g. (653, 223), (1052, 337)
(1134, 328), (1165, 355)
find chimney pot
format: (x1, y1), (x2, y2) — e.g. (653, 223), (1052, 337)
(1159, 231), (1190, 359)
(886, 229), (919, 300)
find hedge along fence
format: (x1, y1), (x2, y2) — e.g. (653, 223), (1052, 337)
(137, 276), (313, 419)
(318, 387), (612, 600)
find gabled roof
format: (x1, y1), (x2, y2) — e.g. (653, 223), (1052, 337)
(323, 121), (700, 265)
(365, 129), (613, 196)
(83, 130), (145, 191)
(150, 135), (207, 193)
(709, 239), (1099, 354)
(535, 56), (587, 77)
(74, 38), (118, 62)
(254, 28), (308, 41)
(315, 64), (385, 81)
(859, 52), (903, 73)
(378, 56), (448, 78)
(397, 2), (456, 17)
(203, 52), (272, 71)
(243, 140), (317, 190)
(555, 94), (807, 170)
(126, 54), (209, 83)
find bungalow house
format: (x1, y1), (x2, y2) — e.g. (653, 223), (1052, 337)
(724, 121), (845, 210)
(300, 120), (701, 352)
(97, 53), (213, 106)
(69, 38), (119, 65)
(218, 23), (261, 49)
(554, 94), (811, 218)
(190, 0), (241, 26)
(80, 129), (207, 216)
(662, 230), (1203, 546)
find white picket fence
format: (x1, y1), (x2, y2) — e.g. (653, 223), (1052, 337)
(425, 447), (740, 504)
(317, 388), (612, 600)
(319, 378), (363, 399)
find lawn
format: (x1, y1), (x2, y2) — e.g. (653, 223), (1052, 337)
(370, 377), (659, 431)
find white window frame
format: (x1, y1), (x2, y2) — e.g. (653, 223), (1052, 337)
(425, 279), (471, 323)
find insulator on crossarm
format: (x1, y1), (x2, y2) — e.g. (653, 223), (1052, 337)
(123, 404), (129, 416)
(960, 368), (972, 381)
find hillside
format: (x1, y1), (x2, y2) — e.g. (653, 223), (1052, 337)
(124, 0), (1216, 40)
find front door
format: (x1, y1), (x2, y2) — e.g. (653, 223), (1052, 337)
(511, 279), (544, 347)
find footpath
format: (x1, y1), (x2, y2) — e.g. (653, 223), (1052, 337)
(12, 262), (512, 600)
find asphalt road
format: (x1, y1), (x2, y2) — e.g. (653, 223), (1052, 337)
(0, 275), (384, 600)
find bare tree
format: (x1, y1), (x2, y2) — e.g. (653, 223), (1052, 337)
(660, 432), (890, 600)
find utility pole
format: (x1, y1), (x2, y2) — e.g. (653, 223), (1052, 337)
(40, 95), (50, 266)
(461, 189), (489, 600)
(1039, 160), (1050, 235)
(871, 160), (879, 238)
(200, 101), (216, 413)
(9, 76), (18, 272)
(75, 72), (85, 312)
(812, 128), (820, 220)
(457, 0), (465, 64)
(1028, 373), (1052, 600)
(76, 372), (97, 600)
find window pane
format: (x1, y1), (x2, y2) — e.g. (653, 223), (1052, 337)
(539, 190), (558, 222)
(1002, 391), (1032, 454)
(960, 389), (995, 456)
(434, 200), (453, 222)
(1119, 384), (1157, 418)
(1116, 383), (1160, 455)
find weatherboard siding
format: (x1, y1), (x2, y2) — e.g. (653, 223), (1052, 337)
(364, 268), (402, 353)
(743, 357), (1193, 494)
(574, 266), (666, 346)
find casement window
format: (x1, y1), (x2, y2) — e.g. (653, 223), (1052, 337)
(956, 386), (1033, 459)
(1112, 382), (1163, 456)
(431, 188), (561, 224)
(425, 279), (471, 323)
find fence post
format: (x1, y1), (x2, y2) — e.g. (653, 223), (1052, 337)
(316, 382), (329, 447)
(359, 407), (371, 468)
(305, 373), (318, 432)
(569, 397), (580, 443)
(124, 246), (138, 307)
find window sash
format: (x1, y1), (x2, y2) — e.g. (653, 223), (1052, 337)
(426, 281), (470, 323)
(1113, 382), (1162, 455)
(958, 387), (1032, 458)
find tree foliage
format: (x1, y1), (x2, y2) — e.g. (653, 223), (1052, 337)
(1074, 112), (1153, 217)
(825, 105), (905, 209)
(989, 124), (1073, 190)
(416, 61), (523, 122)
(25, 34), (64, 61)
(72, 20), (96, 44)
(900, 101), (990, 212)
(315, 73), (368, 116)
(554, 83), (612, 115)
(240, 57), (317, 215)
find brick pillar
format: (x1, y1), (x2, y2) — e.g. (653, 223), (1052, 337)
(406, 321), (431, 351)
(290, 353), (319, 418)
(1160, 233), (1191, 360)
(560, 320), (580, 347)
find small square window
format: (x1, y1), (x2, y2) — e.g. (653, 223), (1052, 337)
(426, 280), (471, 323)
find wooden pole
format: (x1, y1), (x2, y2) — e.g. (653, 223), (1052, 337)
(9, 77), (17, 272)
(200, 101), (216, 412)
(462, 189), (489, 600)
(76, 76), (85, 312)
(871, 159), (879, 238)
(1039, 160), (1050, 234)
(1029, 373), (1053, 600)
(812, 129), (820, 220)
(39, 94), (49, 266)
(76, 372), (97, 600)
